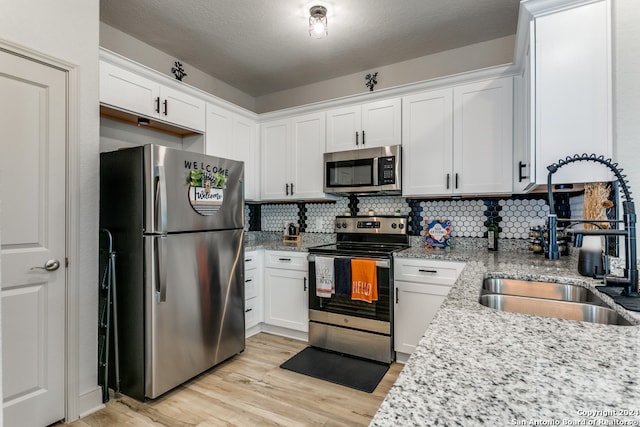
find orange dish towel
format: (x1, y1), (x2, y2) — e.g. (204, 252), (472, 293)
(351, 259), (378, 303)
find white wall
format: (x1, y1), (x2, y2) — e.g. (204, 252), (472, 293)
(255, 35), (515, 113)
(613, 0), (640, 211)
(0, 0), (101, 419)
(100, 22), (256, 112)
(0, 202), (3, 427)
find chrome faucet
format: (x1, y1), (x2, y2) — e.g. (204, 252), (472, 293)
(546, 154), (638, 296)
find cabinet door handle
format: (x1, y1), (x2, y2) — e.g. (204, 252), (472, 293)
(362, 130), (365, 146)
(418, 269), (438, 273)
(446, 173), (450, 189)
(355, 131), (359, 146)
(290, 182), (294, 196)
(245, 308), (253, 313)
(163, 99), (168, 116)
(245, 278), (253, 283)
(455, 173), (459, 189)
(285, 183), (289, 196)
(518, 161), (528, 182)
(395, 288), (399, 304)
(155, 97), (160, 113)
(304, 277), (308, 291)
(278, 258), (291, 262)
(245, 258), (252, 262)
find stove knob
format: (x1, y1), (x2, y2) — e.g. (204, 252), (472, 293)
(335, 223), (342, 229)
(391, 223), (397, 229)
(341, 222), (347, 229)
(398, 223), (405, 230)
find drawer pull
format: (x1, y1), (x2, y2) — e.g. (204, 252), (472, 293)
(245, 258), (252, 262)
(245, 308), (253, 313)
(279, 258), (292, 261)
(418, 269), (438, 273)
(245, 279), (252, 283)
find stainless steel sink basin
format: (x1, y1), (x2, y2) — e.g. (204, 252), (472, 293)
(479, 294), (632, 326)
(482, 278), (605, 304)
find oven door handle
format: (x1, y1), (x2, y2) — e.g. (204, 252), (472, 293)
(307, 254), (390, 269)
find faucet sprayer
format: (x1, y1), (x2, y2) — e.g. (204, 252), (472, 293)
(546, 153), (637, 296)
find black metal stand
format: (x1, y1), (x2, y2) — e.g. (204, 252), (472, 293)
(98, 229), (121, 403)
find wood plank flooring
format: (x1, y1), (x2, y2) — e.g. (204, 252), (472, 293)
(63, 333), (402, 426)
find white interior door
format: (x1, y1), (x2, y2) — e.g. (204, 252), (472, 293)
(0, 50), (67, 426)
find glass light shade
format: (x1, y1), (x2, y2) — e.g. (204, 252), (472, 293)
(308, 6), (327, 38)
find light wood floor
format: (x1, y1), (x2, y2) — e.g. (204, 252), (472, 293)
(63, 333), (402, 426)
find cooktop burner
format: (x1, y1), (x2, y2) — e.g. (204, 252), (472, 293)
(308, 215), (410, 257)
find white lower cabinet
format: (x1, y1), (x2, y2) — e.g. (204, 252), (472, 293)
(244, 250), (263, 337)
(263, 251), (309, 337)
(394, 258), (465, 362)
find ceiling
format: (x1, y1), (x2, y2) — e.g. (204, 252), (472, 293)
(100, 0), (521, 98)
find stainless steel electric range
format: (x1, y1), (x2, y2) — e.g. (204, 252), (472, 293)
(307, 215), (409, 363)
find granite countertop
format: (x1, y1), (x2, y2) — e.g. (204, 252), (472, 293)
(244, 231), (332, 252)
(371, 248), (640, 426)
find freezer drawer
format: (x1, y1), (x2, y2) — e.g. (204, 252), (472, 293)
(144, 229), (245, 398)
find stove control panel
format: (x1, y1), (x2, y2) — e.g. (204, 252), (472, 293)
(334, 216), (408, 234)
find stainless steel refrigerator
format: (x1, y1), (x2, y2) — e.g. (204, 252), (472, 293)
(100, 144), (245, 400)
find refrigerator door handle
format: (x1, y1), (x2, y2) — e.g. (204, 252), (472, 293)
(154, 165), (168, 233)
(155, 236), (168, 303)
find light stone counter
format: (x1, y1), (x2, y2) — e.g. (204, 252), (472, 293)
(244, 231), (334, 252)
(371, 248), (640, 426)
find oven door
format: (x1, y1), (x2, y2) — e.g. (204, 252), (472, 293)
(307, 254), (394, 363)
(308, 255), (391, 321)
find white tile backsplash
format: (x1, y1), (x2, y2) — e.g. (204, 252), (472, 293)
(247, 193), (586, 240)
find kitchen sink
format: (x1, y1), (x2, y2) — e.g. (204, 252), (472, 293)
(479, 294), (632, 325)
(479, 278), (633, 326)
(482, 278), (605, 304)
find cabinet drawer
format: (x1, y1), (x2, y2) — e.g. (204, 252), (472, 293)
(244, 251), (259, 270)
(395, 259), (465, 285)
(264, 251), (308, 271)
(245, 297), (259, 329)
(245, 268), (258, 300)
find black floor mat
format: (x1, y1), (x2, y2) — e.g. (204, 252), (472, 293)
(280, 346), (389, 393)
(596, 286), (640, 311)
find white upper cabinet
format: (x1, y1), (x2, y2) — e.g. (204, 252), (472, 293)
(290, 113), (327, 199)
(260, 119), (290, 200)
(402, 77), (513, 197)
(453, 77), (513, 195)
(205, 103), (259, 200)
(517, 0), (612, 186)
(402, 88), (454, 196)
(513, 43), (536, 193)
(326, 98), (401, 152)
(100, 60), (206, 132)
(260, 112), (327, 200)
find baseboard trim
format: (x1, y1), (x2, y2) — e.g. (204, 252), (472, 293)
(77, 387), (104, 419)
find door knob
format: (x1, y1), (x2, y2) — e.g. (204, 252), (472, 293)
(31, 259), (61, 272)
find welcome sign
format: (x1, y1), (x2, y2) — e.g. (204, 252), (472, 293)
(186, 167), (227, 216)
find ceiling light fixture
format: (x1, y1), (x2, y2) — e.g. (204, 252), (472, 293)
(309, 5), (328, 38)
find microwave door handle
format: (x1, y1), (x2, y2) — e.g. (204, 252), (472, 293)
(373, 158), (379, 185)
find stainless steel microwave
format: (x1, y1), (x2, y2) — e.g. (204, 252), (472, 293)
(323, 145), (401, 195)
